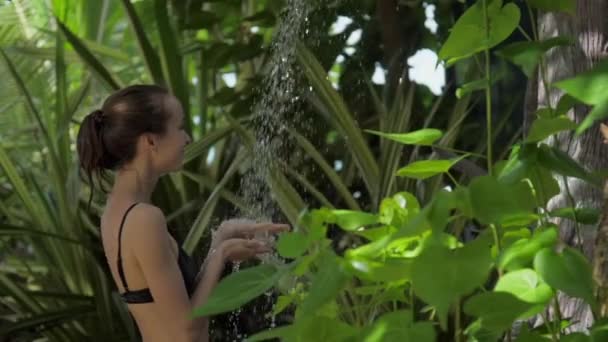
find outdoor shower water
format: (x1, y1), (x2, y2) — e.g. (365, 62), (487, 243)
(214, 0), (314, 340)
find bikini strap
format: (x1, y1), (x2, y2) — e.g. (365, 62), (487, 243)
(117, 202), (140, 292)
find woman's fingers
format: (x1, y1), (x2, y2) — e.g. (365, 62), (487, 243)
(221, 238), (272, 262)
(238, 223), (290, 238)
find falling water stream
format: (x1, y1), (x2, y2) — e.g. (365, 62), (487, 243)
(213, 0), (314, 340)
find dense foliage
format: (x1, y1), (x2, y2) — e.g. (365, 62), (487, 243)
(1, 0), (606, 341)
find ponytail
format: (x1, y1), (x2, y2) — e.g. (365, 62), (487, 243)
(76, 109), (114, 211)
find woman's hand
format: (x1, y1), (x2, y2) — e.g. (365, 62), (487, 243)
(216, 238), (272, 263)
(211, 219), (289, 248)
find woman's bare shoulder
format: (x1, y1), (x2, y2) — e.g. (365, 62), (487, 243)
(124, 203), (168, 240)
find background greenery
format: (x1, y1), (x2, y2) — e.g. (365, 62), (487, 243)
(1, 0), (606, 341)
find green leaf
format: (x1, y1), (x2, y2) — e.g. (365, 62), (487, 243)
(495, 269), (554, 304)
(248, 316), (358, 342)
(591, 318), (608, 341)
(464, 292), (535, 332)
(493, 269), (553, 318)
(468, 175), (536, 225)
(345, 256), (412, 283)
(576, 96), (608, 136)
(365, 128), (443, 146)
(548, 207), (601, 225)
(498, 226), (558, 271)
(555, 59), (608, 105)
(525, 115), (577, 143)
(497, 37), (573, 77)
(560, 333), (592, 342)
(362, 310), (436, 342)
(456, 78), (490, 98)
(534, 247), (596, 307)
(0, 305), (94, 336)
(379, 192), (419, 228)
(439, 0), (521, 65)
(412, 234), (493, 329)
(276, 231), (309, 258)
(353, 226), (397, 242)
(537, 144), (601, 187)
(55, 19), (122, 91)
(192, 264), (281, 316)
(331, 210), (379, 231)
(298, 252), (349, 316)
(515, 330), (552, 341)
(297, 42), (380, 202)
(119, 0), (164, 84)
(396, 155), (468, 180)
(526, 165), (561, 206)
(527, 0), (576, 14)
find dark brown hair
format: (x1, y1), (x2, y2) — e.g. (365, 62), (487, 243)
(76, 84), (171, 209)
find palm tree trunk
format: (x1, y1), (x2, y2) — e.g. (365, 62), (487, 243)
(536, 0), (608, 331)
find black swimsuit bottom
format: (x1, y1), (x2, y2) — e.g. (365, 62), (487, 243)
(116, 202), (197, 304)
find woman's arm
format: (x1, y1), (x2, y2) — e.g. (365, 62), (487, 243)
(131, 205), (218, 341)
(131, 205), (271, 342)
(189, 248), (225, 342)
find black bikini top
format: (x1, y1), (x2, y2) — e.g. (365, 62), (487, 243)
(117, 202), (198, 304)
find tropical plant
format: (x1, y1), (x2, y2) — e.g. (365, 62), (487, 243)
(192, 1), (608, 341)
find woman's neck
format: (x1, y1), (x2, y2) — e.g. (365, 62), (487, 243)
(109, 162), (158, 204)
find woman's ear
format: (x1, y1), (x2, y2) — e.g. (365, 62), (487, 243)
(601, 123), (608, 144)
(140, 133), (157, 151)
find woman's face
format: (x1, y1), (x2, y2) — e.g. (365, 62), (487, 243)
(153, 95), (191, 173)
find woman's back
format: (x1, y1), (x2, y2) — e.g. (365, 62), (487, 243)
(101, 200), (192, 342)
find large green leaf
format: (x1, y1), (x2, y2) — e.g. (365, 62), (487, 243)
(276, 231), (309, 258)
(468, 175), (536, 225)
(494, 268), (553, 318)
(537, 144), (601, 187)
(247, 316), (357, 342)
(298, 251), (349, 317)
(331, 210), (379, 231)
(576, 96), (608, 136)
(361, 310), (436, 342)
(555, 59), (608, 105)
(495, 269), (554, 304)
(498, 226), (558, 271)
(497, 37), (573, 77)
(411, 234), (493, 329)
(464, 292), (534, 332)
(534, 247), (597, 307)
(439, 0), (520, 65)
(193, 264), (282, 316)
(525, 115), (577, 143)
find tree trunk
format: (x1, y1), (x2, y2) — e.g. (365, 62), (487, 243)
(536, 0), (608, 331)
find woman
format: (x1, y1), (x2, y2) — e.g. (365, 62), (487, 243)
(76, 84), (287, 342)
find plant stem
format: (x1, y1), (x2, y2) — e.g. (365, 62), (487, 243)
(454, 300), (462, 342)
(542, 312), (558, 342)
(446, 171), (461, 187)
(517, 25), (533, 41)
(482, 0), (493, 175)
(431, 144), (486, 159)
(553, 296), (563, 337)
